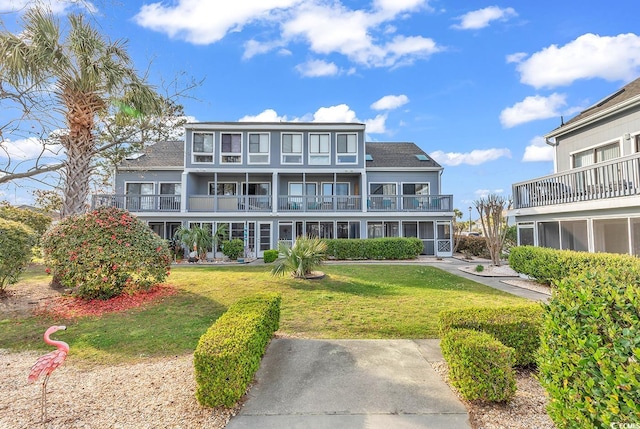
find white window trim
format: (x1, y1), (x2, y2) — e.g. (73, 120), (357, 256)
(220, 132), (243, 164)
(569, 139), (621, 168)
(369, 182), (397, 195)
(401, 182), (430, 195)
(308, 132), (331, 165)
(158, 182), (181, 195)
(281, 132), (304, 165)
(336, 132), (358, 164)
(192, 132), (214, 164)
(248, 132), (270, 165)
(125, 181), (155, 194)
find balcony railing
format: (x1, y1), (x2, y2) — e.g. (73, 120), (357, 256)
(92, 194), (181, 212)
(92, 193), (453, 213)
(513, 153), (640, 209)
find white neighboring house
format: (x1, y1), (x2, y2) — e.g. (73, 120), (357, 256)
(511, 77), (640, 255)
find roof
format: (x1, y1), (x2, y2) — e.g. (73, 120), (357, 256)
(548, 76), (640, 136)
(117, 140), (441, 170)
(365, 142), (441, 169)
(118, 141), (184, 169)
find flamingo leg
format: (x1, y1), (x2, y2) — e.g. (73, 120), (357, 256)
(41, 374), (50, 423)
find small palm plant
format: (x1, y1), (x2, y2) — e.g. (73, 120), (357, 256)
(271, 236), (328, 278)
(174, 226), (213, 261)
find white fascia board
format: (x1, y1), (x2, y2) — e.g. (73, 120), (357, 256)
(366, 167), (444, 172)
(118, 166), (184, 171)
(545, 95), (640, 139)
(512, 195), (640, 217)
(185, 122), (366, 132)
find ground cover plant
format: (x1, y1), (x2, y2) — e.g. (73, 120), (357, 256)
(1, 264), (528, 365)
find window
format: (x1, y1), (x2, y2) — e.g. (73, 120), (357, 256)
(244, 183), (271, 195)
(337, 133), (357, 163)
(248, 133), (269, 164)
(126, 182), (154, 210)
(282, 133), (303, 164)
(370, 183), (396, 195)
(193, 132), (213, 163)
(209, 182), (237, 195)
(402, 183), (430, 195)
(572, 142), (620, 168)
(309, 133), (330, 165)
(337, 221), (360, 238)
(221, 133), (242, 163)
(159, 183), (181, 210)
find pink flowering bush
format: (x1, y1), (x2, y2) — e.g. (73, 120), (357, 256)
(42, 207), (171, 300)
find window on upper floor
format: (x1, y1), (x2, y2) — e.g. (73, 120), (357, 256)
(370, 183), (396, 195)
(193, 132), (214, 163)
(221, 133), (242, 164)
(309, 133), (330, 165)
(337, 133), (357, 164)
(243, 183), (271, 195)
(248, 133), (270, 164)
(209, 182), (237, 195)
(572, 142), (620, 168)
(282, 133), (303, 164)
(402, 183), (430, 195)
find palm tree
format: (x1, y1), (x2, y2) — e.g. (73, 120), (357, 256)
(174, 225), (214, 261)
(0, 8), (163, 217)
(271, 236), (327, 278)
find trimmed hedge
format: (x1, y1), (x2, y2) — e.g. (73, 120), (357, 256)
(324, 237), (423, 260)
(439, 305), (543, 367)
(508, 246), (638, 286)
(194, 293), (281, 408)
(441, 328), (516, 402)
(263, 249), (278, 263)
(538, 270), (640, 428)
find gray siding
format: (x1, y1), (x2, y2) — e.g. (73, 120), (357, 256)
(115, 170), (182, 193)
(366, 171), (440, 194)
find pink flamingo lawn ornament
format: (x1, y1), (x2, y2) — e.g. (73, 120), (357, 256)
(28, 325), (69, 422)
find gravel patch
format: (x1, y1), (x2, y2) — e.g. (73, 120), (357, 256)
(431, 361), (556, 429)
(0, 350), (237, 428)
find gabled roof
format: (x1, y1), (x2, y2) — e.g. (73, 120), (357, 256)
(365, 142), (441, 169)
(118, 141), (184, 169)
(547, 76), (640, 137)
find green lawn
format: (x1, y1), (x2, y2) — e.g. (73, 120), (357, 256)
(0, 263), (528, 364)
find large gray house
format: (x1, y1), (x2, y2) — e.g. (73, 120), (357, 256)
(93, 121), (454, 258)
(511, 77), (640, 255)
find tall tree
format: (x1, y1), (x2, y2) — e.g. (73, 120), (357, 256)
(0, 8), (166, 217)
(474, 194), (512, 266)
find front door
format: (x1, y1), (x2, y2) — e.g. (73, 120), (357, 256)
(436, 220), (453, 257)
(257, 222), (271, 257)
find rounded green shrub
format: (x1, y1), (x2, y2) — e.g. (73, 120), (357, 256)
(538, 269), (640, 428)
(0, 218), (36, 289)
(0, 204), (52, 236)
(42, 207), (171, 300)
(263, 249), (279, 263)
(221, 238), (245, 260)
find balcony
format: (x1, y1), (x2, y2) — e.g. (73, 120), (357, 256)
(92, 193), (453, 213)
(513, 153), (640, 209)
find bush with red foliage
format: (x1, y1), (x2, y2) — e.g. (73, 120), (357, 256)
(42, 207), (172, 300)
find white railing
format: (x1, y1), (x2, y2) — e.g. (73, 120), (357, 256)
(513, 153), (640, 209)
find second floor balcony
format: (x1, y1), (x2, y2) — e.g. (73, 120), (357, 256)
(92, 193), (453, 214)
(513, 153), (640, 209)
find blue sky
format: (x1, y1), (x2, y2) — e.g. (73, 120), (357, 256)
(2, 0), (640, 212)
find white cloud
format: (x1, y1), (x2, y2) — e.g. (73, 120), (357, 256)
(295, 59), (340, 77)
(371, 94), (409, 110)
(522, 136), (554, 162)
(452, 6), (517, 30)
(430, 148), (511, 166)
(512, 33), (640, 89)
(0, 0), (96, 14)
(313, 104), (359, 122)
(238, 109), (289, 122)
(135, 1), (442, 69)
(474, 188), (505, 198)
(365, 114), (387, 133)
(506, 52), (526, 63)
(0, 137), (64, 161)
(500, 93), (567, 128)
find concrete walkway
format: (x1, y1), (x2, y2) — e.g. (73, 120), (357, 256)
(227, 255), (545, 428)
(226, 339), (470, 429)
